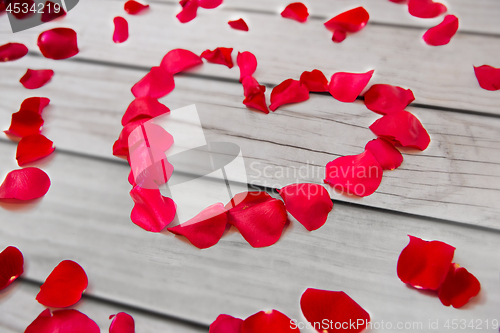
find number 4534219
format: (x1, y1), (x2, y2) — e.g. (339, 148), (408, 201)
(6, 2), (62, 15)
(444, 319), (499, 330)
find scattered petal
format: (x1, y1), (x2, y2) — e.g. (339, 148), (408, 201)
(16, 134), (55, 166)
(423, 15), (459, 46)
(0, 246), (24, 290)
(25, 309), (99, 333)
(109, 312), (135, 333)
(176, 0), (199, 23)
(328, 70), (374, 103)
(241, 310), (299, 333)
(408, 0), (447, 19)
(473, 65), (500, 91)
(201, 47), (234, 68)
(37, 28), (79, 60)
(237, 51), (257, 82)
(281, 2), (309, 23)
(20, 97), (50, 115)
(5, 110), (44, 138)
(324, 7), (369, 42)
(131, 66), (175, 99)
(209, 314), (243, 333)
(438, 263), (481, 308)
(365, 138), (403, 170)
(113, 118), (151, 157)
(300, 69), (329, 92)
(160, 48), (203, 74)
(41, 1), (67, 22)
(198, 0), (222, 9)
(0, 0), (5, 12)
(130, 186), (176, 232)
(364, 84), (415, 115)
(124, 0), (149, 14)
(331, 29), (347, 43)
(113, 16), (129, 43)
(0, 43), (28, 62)
(8, 0), (34, 19)
(242, 76), (268, 114)
(122, 97), (170, 126)
(19, 69), (54, 89)
(269, 79), (309, 111)
(389, 0), (407, 3)
(228, 18), (248, 31)
(0, 167), (50, 200)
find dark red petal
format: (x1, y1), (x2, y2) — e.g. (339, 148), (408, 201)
(201, 47), (234, 68)
(167, 203), (228, 249)
(36, 260), (88, 308)
(365, 138), (403, 170)
(209, 314), (243, 333)
(122, 97), (170, 126)
(300, 69), (329, 92)
(363, 84), (415, 115)
(278, 183), (332, 231)
(176, 0), (198, 23)
(0, 167), (50, 200)
(20, 97), (50, 115)
(397, 235), (455, 290)
(0, 246), (24, 290)
(7, 0), (34, 19)
(408, 0), (447, 19)
(41, 1), (67, 23)
(25, 309), (99, 333)
(389, 0), (407, 3)
(0, 0), (6, 12)
(281, 2), (309, 23)
(37, 28), (79, 60)
(226, 192), (287, 248)
(324, 150), (383, 197)
(473, 65), (500, 91)
(160, 48), (203, 74)
(113, 118), (151, 157)
(19, 69), (54, 89)
(5, 110), (44, 138)
(237, 51), (257, 82)
(113, 17), (129, 43)
(438, 264), (481, 308)
(369, 110), (430, 150)
(423, 15), (459, 46)
(324, 7), (370, 32)
(16, 134), (55, 166)
(198, 0), (222, 9)
(0, 43), (28, 62)
(109, 312), (135, 333)
(131, 67), (175, 99)
(242, 76), (269, 114)
(269, 79), (309, 111)
(331, 29), (347, 43)
(328, 70), (374, 103)
(124, 0), (149, 14)
(228, 18), (248, 31)
(130, 186), (176, 232)
(301, 288), (370, 333)
(242, 310), (299, 333)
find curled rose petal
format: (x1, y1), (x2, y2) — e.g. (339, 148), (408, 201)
(20, 97), (50, 115)
(19, 69), (54, 89)
(160, 48), (203, 74)
(0, 246), (24, 290)
(324, 150), (383, 197)
(209, 314), (243, 333)
(130, 186), (176, 232)
(365, 138), (403, 170)
(328, 70), (374, 103)
(300, 288), (370, 333)
(198, 0), (222, 9)
(5, 110), (44, 138)
(237, 51), (257, 82)
(38, 28), (79, 60)
(438, 263), (481, 308)
(242, 76), (268, 114)
(408, 0), (446, 19)
(473, 65), (500, 91)
(176, 0), (198, 23)
(423, 15), (459, 46)
(113, 118), (150, 157)
(397, 235), (455, 290)
(300, 69), (329, 92)
(226, 192), (287, 248)
(109, 312), (135, 333)
(363, 84), (415, 115)
(201, 47), (234, 68)
(113, 16), (129, 43)
(369, 110), (431, 150)
(122, 97), (170, 126)
(324, 7), (369, 42)
(124, 0), (149, 14)
(131, 67), (175, 99)
(278, 183), (332, 231)
(25, 309), (99, 333)
(242, 310), (299, 333)
(281, 2), (309, 23)
(269, 79), (309, 111)
(0, 167), (50, 201)
(228, 18), (248, 31)
(0, 43), (28, 62)
(168, 203), (228, 249)
(16, 134), (55, 166)
(36, 260), (88, 308)
(41, 1), (67, 23)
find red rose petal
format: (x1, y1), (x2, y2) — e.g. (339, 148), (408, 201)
(369, 110), (431, 150)
(269, 79), (309, 111)
(0, 246), (24, 290)
(130, 186), (176, 232)
(328, 70), (374, 103)
(408, 0), (447, 19)
(473, 65), (500, 91)
(25, 309), (99, 333)
(363, 84), (415, 115)
(5, 110), (44, 138)
(300, 288), (370, 333)
(131, 67), (175, 99)
(438, 263), (481, 308)
(300, 69), (329, 92)
(228, 18), (248, 31)
(226, 192), (287, 248)
(176, 0), (199, 23)
(365, 138), (403, 170)
(389, 0), (407, 3)
(331, 29), (347, 43)
(0, 43), (28, 62)
(209, 314), (243, 333)
(122, 97), (170, 126)
(20, 97), (50, 115)
(0, 167), (50, 200)
(397, 235), (455, 290)
(113, 17), (129, 43)
(168, 203), (228, 249)
(8, 0), (34, 19)
(36, 260), (88, 308)
(281, 2), (309, 23)
(324, 7), (369, 42)
(242, 310), (299, 333)
(124, 0), (149, 14)
(16, 134), (55, 166)
(237, 51), (257, 82)
(113, 118), (151, 157)
(324, 150), (383, 197)
(160, 48), (203, 75)
(423, 15), (459, 46)
(242, 76), (269, 114)
(109, 312), (135, 333)
(198, 0), (222, 9)
(278, 183), (332, 231)
(0, 0), (6, 12)
(41, 1), (67, 23)
(201, 47), (234, 68)
(19, 69), (54, 89)
(37, 28), (79, 60)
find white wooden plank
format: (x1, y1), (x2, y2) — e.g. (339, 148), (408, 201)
(1, 0), (500, 115)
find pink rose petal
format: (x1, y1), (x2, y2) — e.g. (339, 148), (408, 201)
(201, 47), (234, 68)
(423, 15), (459, 46)
(198, 0), (222, 9)
(408, 0), (447, 19)
(242, 76), (268, 114)
(176, 0), (199, 23)
(25, 309), (99, 333)
(364, 84), (415, 115)
(113, 16), (129, 43)
(210, 314), (243, 333)
(281, 2), (309, 23)
(124, 0), (149, 14)
(0, 167), (50, 200)
(329, 70), (374, 103)
(41, 1), (67, 23)
(37, 28), (79, 60)
(109, 312), (135, 333)
(237, 51), (257, 82)
(242, 310), (299, 333)
(113, 118), (151, 157)
(269, 79), (309, 111)
(473, 65), (500, 91)
(131, 67), (175, 99)
(324, 7), (370, 42)
(130, 186), (176, 232)
(122, 97), (170, 126)
(228, 18), (248, 31)
(0, 43), (28, 62)
(365, 138), (403, 170)
(19, 69), (54, 89)
(160, 48), (203, 74)
(300, 69), (329, 92)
